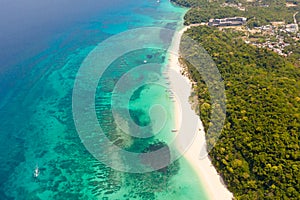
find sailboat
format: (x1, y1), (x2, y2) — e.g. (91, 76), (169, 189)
(33, 165), (40, 178)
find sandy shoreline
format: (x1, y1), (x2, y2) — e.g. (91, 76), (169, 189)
(167, 26), (233, 200)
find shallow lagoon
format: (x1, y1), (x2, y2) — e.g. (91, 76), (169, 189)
(0, 1), (208, 199)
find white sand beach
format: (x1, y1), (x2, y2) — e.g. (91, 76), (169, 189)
(167, 26), (234, 200)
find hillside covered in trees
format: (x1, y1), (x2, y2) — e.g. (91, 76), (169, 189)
(171, 0), (298, 25)
(179, 25), (300, 199)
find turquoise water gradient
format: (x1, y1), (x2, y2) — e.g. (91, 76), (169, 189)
(0, 1), (208, 199)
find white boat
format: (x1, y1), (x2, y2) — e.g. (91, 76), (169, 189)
(33, 165), (40, 178)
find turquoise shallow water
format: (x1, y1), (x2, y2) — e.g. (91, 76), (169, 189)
(0, 1), (208, 199)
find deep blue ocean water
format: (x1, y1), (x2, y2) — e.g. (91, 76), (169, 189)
(0, 0), (208, 199)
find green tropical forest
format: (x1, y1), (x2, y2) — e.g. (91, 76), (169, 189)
(180, 25), (300, 200)
(171, 0), (298, 25)
(171, 0), (300, 198)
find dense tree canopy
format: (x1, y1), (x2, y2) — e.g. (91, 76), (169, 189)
(171, 0), (297, 25)
(180, 26), (300, 199)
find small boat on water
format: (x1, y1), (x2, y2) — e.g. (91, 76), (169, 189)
(33, 165), (40, 178)
(171, 129), (178, 132)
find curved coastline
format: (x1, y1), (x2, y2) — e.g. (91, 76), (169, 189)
(167, 25), (234, 200)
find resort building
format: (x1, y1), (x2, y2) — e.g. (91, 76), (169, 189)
(286, 24), (299, 33)
(208, 17), (247, 27)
